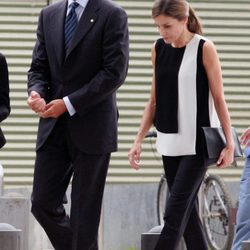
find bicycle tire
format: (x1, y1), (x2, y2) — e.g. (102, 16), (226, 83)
(202, 173), (234, 250)
(157, 175), (168, 225)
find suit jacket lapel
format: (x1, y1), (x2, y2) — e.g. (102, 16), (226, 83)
(66, 0), (100, 57)
(49, 1), (67, 65)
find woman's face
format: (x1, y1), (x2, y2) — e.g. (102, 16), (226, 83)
(154, 15), (187, 44)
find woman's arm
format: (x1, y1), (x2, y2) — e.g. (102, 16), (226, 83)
(128, 43), (156, 169)
(203, 40), (234, 168)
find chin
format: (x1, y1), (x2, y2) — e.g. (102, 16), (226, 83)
(163, 39), (171, 44)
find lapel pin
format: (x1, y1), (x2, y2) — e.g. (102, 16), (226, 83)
(90, 19), (94, 23)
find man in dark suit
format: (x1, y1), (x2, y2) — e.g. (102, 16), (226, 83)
(0, 53), (10, 148)
(27, 0), (129, 249)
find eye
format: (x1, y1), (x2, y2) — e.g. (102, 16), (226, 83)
(163, 24), (171, 29)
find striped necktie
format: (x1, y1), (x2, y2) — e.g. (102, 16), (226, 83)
(64, 1), (79, 52)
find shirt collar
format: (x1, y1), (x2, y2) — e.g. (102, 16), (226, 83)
(67, 0), (89, 9)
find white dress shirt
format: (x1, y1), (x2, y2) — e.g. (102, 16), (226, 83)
(63, 0), (90, 116)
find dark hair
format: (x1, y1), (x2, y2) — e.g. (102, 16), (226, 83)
(152, 0), (203, 35)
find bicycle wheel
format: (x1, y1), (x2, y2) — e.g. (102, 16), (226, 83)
(202, 173), (234, 250)
(157, 175), (168, 225)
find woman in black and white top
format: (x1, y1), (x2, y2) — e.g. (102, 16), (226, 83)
(128, 0), (234, 249)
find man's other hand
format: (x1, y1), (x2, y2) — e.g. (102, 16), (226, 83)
(39, 99), (67, 118)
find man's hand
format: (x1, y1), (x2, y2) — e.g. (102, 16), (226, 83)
(39, 99), (67, 118)
(241, 127), (250, 146)
(27, 91), (46, 113)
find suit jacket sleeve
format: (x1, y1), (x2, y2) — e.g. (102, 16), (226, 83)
(0, 54), (10, 122)
(68, 7), (129, 117)
(27, 9), (50, 99)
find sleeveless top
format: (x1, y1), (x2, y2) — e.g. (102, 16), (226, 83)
(154, 34), (220, 156)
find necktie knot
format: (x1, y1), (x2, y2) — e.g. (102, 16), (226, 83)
(70, 1), (79, 10)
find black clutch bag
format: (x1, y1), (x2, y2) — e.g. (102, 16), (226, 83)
(201, 127), (243, 167)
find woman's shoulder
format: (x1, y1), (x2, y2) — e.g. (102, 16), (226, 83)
(0, 53), (7, 66)
(155, 38), (164, 48)
(193, 34), (216, 57)
(0, 53), (6, 60)
(194, 34), (214, 47)
(201, 37), (216, 54)
(154, 38), (170, 54)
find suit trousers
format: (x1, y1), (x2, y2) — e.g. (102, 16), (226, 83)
(154, 154), (208, 250)
(31, 117), (110, 250)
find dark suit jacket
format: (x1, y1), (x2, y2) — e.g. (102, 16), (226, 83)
(0, 53), (10, 148)
(28, 0), (129, 154)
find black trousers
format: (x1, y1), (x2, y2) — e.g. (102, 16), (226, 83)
(155, 154), (208, 250)
(31, 118), (110, 250)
